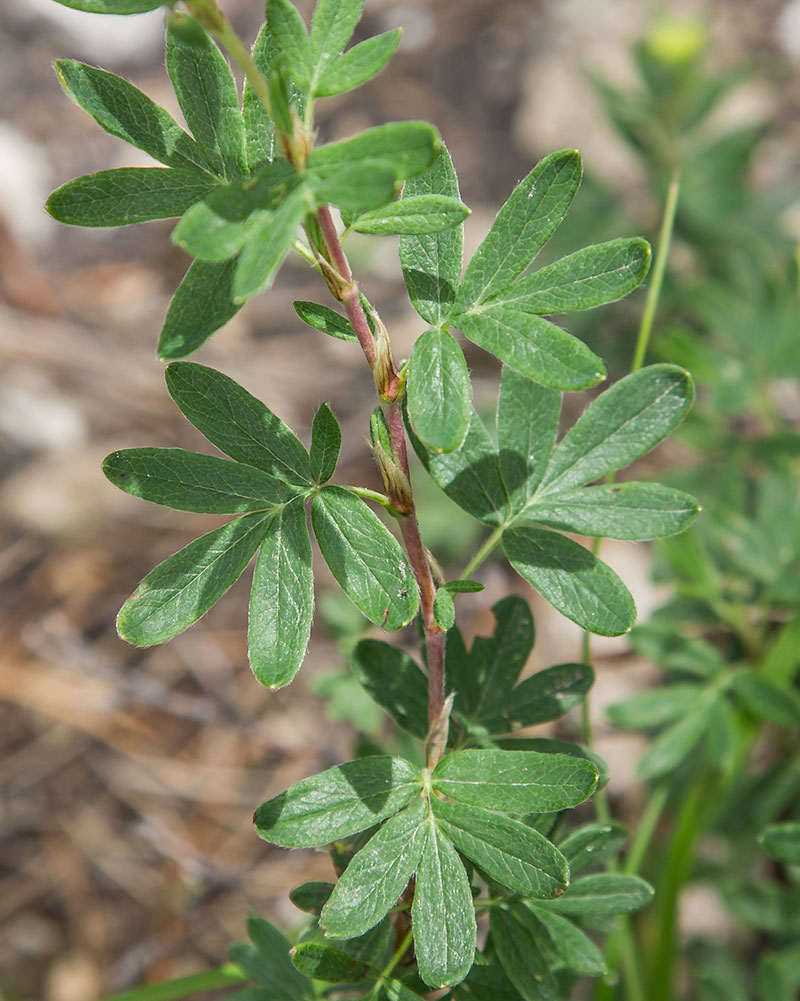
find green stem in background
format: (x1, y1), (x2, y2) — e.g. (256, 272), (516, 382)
(100, 966), (245, 1001)
(631, 168), (681, 373)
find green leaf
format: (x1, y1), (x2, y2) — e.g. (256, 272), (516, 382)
(443, 579), (484, 594)
(722, 881), (800, 935)
(456, 150), (582, 312)
(321, 797), (428, 938)
(233, 186), (309, 303)
(760, 823), (800, 864)
(455, 307), (605, 392)
(166, 13), (246, 180)
(558, 822), (628, 875)
(316, 29), (402, 97)
(307, 122), (440, 183)
(310, 160), (400, 214)
(406, 328), (471, 453)
(637, 703), (714, 778)
(229, 916), (309, 1001)
(730, 673), (800, 729)
(409, 408), (509, 525)
(103, 447), (295, 512)
(412, 814), (476, 988)
(497, 238), (651, 314)
(117, 512), (272, 645)
(293, 300), (358, 342)
(503, 526), (636, 636)
(538, 365), (694, 495)
(253, 755), (421, 847)
(433, 588), (456, 630)
(483, 663), (594, 733)
(289, 880), (333, 913)
(351, 639), (428, 739)
(311, 486), (418, 630)
(266, 0), (311, 89)
(448, 596), (534, 723)
(497, 367), (560, 514)
(607, 683), (706, 730)
(490, 907), (557, 1001)
(53, 60), (209, 173)
(432, 798), (568, 897)
(400, 145), (463, 325)
(524, 905), (608, 976)
(310, 0), (364, 82)
(521, 482), (700, 539)
(432, 749), (598, 813)
(172, 161), (299, 261)
(158, 258), (241, 360)
(291, 943), (370, 982)
(496, 738), (610, 793)
(244, 25), (278, 174)
(354, 195), (469, 235)
(50, 0), (166, 10)
(310, 403), (341, 483)
(248, 498), (313, 688)
(542, 873), (654, 917)
(165, 362), (312, 488)
(457, 961), (525, 1001)
(47, 167), (218, 228)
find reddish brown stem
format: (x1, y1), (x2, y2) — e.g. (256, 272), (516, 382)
(315, 205), (447, 757)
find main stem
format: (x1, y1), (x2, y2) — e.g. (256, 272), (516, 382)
(315, 206), (446, 754)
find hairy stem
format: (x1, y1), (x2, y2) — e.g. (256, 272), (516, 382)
(460, 524), (504, 580)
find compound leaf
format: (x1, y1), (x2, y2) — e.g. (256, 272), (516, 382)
(497, 238), (651, 314)
(455, 307), (605, 392)
(291, 943), (370, 983)
(503, 526), (636, 636)
(637, 703), (714, 779)
(308, 122), (440, 184)
(432, 749), (598, 813)
(729, 673), (800, 729)
(254, 755), (421, 847)
(409, 408), (508, 526)
(400, 145), (463, 325)
(229, 916), (310, 1000)
(248, 498), (313, 688)
(158, 258), (241, 359)
(316, 29), (402, 97)
(406, 328), (471, 453)
(490, 906), (557, 1001)
(103, 447), (294, 512)
(351, 639), (428, 739)
(760, 823), (800, 864)
(293, 300), (358, 342)
(432, 798), (568, 898)
(412, 814), (476, 988)
(558, 822), (628, 875)
(525, 906), (608, 976)
(310, 160), (399, 213)
(244, 24), (278, 174)
(266, 0), (311, 89)
(354, 195), (469, 235)
(456, 149), (582, 312)
(520, 482), (701, 540)
(51, 0), (167, 10)
(538, 365), (694, 495)
(165, 362), (312, 488)
(47, 167), (217, 227)
(321, 796), (428, 939)
(310, 403), (342, 483)
(232, 186), (309, 303)
(497, 366), (561, 514)
(53, 59), (209, 173)
(172, 160), (299, 261)
(483, 663), (594, 734)
(311, 486), (418, 630)
(117, 511), (272, 645)
(166, 13), (246, 180)
(310, 0), (364, 83)
(607, 683), (706, 731)
(541, 873), (654, 917)
(448, 595), (535, 723)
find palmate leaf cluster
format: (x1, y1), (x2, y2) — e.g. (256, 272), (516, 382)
(44, 2), (709, 999)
